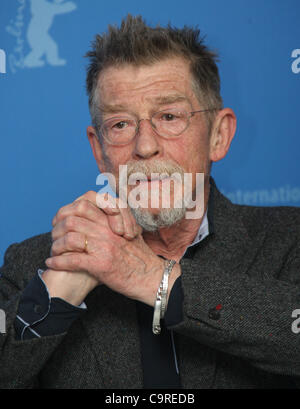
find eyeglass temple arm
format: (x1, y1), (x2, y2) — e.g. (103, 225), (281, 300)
(190, 108), (218, 116)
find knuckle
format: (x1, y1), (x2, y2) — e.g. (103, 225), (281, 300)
(50, 242), (57, 255)
(75, 199), (89, 214)
(87, 190), (96, 196)
(53, 204), (70, 225)
(55, 208), (63, 221)
(65, 215), (77, 230)
(51, 215), (57, 227)
(111, 224), (124, 236)
(85, 190), (96, 201)
(51, 227), (59, 241)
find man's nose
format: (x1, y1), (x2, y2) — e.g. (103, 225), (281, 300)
(133, 119), (162, 160)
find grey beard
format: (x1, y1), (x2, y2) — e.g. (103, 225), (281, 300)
(120, 159), (190, 231)
(130, 206), (187, 232)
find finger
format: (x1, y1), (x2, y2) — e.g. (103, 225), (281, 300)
(77, 191), (120, 216)
(117, 206), (136, 239)
(104, 196), (138, 239)
(98, 194), (135, 239)
(45, 253), (87, 273)
(51, 232), (86, 256)
(96, 192), (120, 215)
(115, 196), (139, 239)
(118, 196), (142, 238)
(135, 222), (143, 236)
(52, 215), (98, 241)
(127, 207), (143, 236)
(52, 191), (101, 226)
(52, 206), (129, 244)
(107, 213), (126, 236)
(74, 190), (98, 203)
(52, 198), (109, 227)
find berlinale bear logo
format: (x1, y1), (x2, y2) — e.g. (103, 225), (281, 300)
(6, 0), (77, 73)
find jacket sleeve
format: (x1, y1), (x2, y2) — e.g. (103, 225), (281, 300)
(171, 242), (300, 381)
(15, 270), (86, 340)
(0, 238), (68, 389)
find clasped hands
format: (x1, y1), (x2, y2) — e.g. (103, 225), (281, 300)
(43, 192), (168, 307)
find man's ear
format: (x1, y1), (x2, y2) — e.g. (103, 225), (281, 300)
(87, 126), (106, 173)
(209, 108), (236, 163)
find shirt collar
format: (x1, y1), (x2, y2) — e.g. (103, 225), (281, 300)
(181, 210), (209, 258)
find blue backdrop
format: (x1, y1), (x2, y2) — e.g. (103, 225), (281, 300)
(1, 0), (300, 264)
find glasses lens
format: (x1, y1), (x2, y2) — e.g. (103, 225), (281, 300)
(152, 109), (188, 137)
(102, 117), (136, 145)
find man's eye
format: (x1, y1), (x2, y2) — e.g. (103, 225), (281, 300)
(161, 113), (176, 121)
(113, 121), (128, 129)
(159, 112), (183, 121)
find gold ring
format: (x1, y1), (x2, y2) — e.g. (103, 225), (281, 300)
(84, 236), (88, 253)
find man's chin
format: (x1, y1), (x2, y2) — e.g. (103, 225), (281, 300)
(129, 206), (187, 232)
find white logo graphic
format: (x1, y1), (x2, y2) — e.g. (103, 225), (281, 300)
(0, 309), (6, 334)
(292, 309), (300, 334)
(291, 49), (300, 74)
(0, 49), (6, 74)
(6, 0), (77, 73)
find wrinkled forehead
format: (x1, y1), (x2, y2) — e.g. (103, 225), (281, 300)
(96, 58), (198, 111)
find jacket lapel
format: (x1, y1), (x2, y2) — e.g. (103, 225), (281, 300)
(178, 179), (267, 388)
(204, 179), (266, 277)
(80, 285), (143, 388)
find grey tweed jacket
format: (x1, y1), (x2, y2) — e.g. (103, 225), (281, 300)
(1, 181), (300, 389)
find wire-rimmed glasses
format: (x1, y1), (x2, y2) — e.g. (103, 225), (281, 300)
(99, 108), (217, 146)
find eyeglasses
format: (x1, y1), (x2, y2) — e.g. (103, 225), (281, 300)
(99, 108), (217, 146)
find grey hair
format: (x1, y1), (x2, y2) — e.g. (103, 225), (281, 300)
(85, 14), (223, 134)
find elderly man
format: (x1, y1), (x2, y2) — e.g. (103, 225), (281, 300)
(1, 15), (300, 389)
